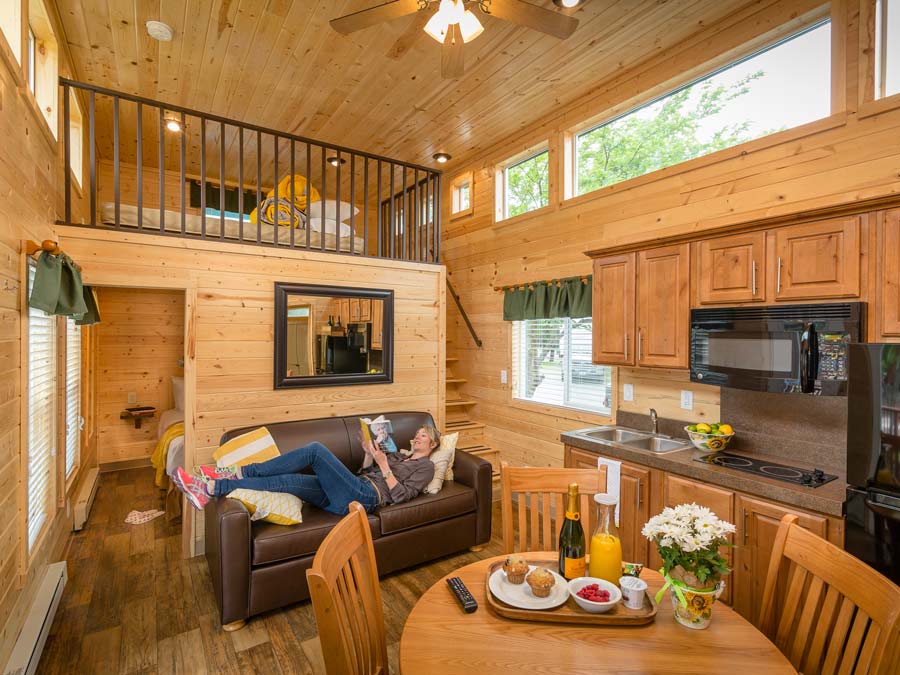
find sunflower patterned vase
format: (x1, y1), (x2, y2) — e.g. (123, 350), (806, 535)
(669, 582), (724, 630)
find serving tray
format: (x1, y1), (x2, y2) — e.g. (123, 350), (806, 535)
(484, 560), (658, 626)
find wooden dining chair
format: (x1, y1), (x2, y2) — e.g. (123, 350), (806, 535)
(306, 501), (388, 675)
(758, 514), (900, 675)
(500, 461), (608, 554)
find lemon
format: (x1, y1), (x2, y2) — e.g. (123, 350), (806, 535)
(695, 423), (712, 434)
(719, 424), (734, 435)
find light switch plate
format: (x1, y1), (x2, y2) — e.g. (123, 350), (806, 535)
(623, 383), (634, 401)
(127, 392), (137, 405)
(500, 370), (508, 385)
(680, 390), (694, 410)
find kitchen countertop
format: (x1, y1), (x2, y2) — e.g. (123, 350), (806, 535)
(561, 430), (847, 517)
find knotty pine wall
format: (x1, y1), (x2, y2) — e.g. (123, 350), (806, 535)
(0, 2), (93, 666)
(95, 287), (185, 465)
(441, 0), (897, 469)
(57, 226), (445, 554)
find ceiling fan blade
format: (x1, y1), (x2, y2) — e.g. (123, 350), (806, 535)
(330, 0), (424, 35)
(442, 23), (464, 78)
(481, 0), (579, 39)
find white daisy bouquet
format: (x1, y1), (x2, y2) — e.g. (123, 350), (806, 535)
(642, 503), (735, 592)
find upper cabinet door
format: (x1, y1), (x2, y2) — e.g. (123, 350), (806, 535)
(592, 254), (635, 366)
(637, 244), (690, 368)
(773, 218), (860, 300)
(879, 210), (900, 338)
(697, 232), (765, 304)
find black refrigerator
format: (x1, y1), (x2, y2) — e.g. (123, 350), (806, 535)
(846, 344), (900, 584)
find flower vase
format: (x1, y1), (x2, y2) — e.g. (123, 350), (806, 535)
(669, 582), (723, 630)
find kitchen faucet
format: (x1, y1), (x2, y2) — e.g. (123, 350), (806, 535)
(650, 408), (658, 434)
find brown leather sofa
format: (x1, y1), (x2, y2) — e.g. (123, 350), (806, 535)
(204, 411), (493, 627)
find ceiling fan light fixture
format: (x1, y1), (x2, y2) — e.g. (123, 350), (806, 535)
(552, 0), (584, 7)
(424, 0), (454, 43)
(433, 152), (452, 163)
(458, 9), (484, 43)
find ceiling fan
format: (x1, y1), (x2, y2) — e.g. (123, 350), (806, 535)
(330, 0), (581, 78)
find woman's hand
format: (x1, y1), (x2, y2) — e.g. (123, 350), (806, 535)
(371, 443), (390, 472)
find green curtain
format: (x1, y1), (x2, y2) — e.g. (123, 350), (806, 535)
(29, 251), (101, 325)
(502, 276), (592, 321)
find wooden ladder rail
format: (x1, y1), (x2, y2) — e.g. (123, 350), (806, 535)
(447, 279), (482, 348)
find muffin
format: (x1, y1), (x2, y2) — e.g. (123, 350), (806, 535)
(502, 554), (529, 584)
(525, 567), (556, 598)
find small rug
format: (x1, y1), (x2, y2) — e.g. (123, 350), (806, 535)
(125, 509), (166, 525)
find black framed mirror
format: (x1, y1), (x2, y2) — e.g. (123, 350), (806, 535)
(274, 282), (393, 389)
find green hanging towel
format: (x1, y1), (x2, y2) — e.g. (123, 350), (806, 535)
(28, 251), (62, 314)
(565, 276), (592, 318)
(75, 286), (102, 325)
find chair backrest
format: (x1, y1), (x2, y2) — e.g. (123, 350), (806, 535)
(759, 514), (900, 675)
(306, 502), (388, 675)
(500, 462), (609, 554)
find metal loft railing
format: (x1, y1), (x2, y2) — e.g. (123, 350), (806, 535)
(59, 78), (442, 263)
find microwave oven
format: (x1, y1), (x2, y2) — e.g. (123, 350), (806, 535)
(689, 302), (864, 395)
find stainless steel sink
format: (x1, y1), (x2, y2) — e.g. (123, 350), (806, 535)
(583, 428), (648, 443)
(622, 436), (693, 454)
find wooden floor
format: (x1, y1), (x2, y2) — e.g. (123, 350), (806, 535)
(36, 467), (505, 674)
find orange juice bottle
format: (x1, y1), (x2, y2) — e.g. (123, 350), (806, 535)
(589, 493), (622, 583)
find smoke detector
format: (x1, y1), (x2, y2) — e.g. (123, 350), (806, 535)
(146, 21), (174, 42)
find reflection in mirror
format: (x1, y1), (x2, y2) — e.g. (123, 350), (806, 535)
(275, 283), (393, 389)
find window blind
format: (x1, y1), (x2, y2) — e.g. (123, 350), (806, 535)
(65, 318), (81, 479)
(27, 263), (56, 551)
(513, 318), (612, 414)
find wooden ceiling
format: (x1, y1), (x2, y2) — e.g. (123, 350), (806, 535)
(56, 0), (751, 173)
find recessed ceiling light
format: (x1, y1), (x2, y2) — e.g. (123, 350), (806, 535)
(164, 116), (182, 132)
(433, 152), (451, 163)
(146, 20), (174, 42)
(326, 156), (347, 167)
(552, 0), (584, 7)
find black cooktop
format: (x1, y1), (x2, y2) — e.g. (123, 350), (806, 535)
(693, 452), (839, 488)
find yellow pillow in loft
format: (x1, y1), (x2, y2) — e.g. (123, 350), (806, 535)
(249, 174), (321, 226)
(227, 488), (303, 526)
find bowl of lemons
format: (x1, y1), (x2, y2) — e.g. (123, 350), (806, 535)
(684, 422), (735, 453)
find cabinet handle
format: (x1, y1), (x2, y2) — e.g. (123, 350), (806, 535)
(776, 257), (782, 294)
(751, 261), (757, 296)
(637, 330), (643, 362)
(636, 479), (642, 507)
(742, 508), (749, 545)
(624, 333), (629, 361)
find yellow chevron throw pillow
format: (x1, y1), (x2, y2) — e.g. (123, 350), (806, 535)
(227, 489), (303, 526)
(213, 427), (280, 468)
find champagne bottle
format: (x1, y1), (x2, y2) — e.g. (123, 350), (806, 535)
(558, 482), (586, 580)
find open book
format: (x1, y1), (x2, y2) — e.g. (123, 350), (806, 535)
(359, 415), (398, 453)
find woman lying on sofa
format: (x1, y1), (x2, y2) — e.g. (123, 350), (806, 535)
(172, 426), (439, 515)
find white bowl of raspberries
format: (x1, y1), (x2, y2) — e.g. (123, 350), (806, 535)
(568, 577), (622, 614)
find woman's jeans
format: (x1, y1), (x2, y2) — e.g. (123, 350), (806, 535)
(213, 442), (380, 515)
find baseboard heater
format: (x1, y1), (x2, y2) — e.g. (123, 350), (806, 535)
(73, 467), (100, 531)
(3, 562), (67, 675)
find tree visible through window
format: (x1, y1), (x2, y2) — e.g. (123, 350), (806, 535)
(574, 22), (831, 195)
(513, 318), (612, 415)
(504, 150), (549, 218)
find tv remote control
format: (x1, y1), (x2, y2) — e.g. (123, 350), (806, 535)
(446, 576), (478, 613)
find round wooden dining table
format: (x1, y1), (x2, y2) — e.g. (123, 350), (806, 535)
(399, 553), (795, 674)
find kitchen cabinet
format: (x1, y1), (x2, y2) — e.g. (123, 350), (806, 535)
(350, 298), (361, 322)
(636, 244), (690, 368)
(358, 298), (372, 322)
(697, 232), (765, 304)
(371, 299), (384, 349)
(878, 209), (900, 337)
(564, 446), (650, 566)
(591, 254), (635, 366)
(732, 495), (831, 624)
(338, 298), (351, 327)
(772, 218), (860, 301)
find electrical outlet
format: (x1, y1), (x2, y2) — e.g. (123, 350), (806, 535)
(500, 369), (508, 385)
(623, 383), (634, 402)
(127, 392), (137, 405)
(680, 390), (694, 410)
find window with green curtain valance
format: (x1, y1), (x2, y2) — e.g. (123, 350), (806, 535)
(28, 251), (102, 325)
(502, 275), (592, 321)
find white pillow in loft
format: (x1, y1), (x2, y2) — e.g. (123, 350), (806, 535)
(308, 217), (352, 238)
(307, 200), (359, 223)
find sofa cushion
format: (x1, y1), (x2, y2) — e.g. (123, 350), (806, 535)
(377, 481), (476, 535)
(251, 506), (381, 565)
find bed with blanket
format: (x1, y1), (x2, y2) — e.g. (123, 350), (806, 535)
(99, 199), (366, 252)
(151, 377), (187, 518)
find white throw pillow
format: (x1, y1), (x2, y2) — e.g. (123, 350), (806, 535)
(423, 432), (459, 495)
(307, 217), (352, 237)
(172, 376), (184, 411)
(307, 200), (359, 223)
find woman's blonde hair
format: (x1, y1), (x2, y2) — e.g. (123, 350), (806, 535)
(421, 425), (441, 450)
